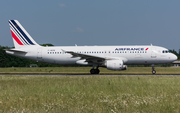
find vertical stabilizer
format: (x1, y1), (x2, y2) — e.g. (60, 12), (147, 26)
(8, 20), (39, 48)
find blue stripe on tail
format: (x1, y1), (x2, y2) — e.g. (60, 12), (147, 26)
(9, 21), (28, 45)
(10, 20), (35, 45)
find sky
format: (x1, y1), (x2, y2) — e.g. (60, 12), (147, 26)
(1, 0), (180, 51)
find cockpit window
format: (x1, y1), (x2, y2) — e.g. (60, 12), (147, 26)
(162, 50), (170, 53)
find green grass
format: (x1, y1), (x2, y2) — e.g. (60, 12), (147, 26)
(0, 75), (180, 112)
(0, 67), (180, 74)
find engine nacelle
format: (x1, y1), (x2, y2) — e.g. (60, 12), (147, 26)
(106, 60), (127, 70)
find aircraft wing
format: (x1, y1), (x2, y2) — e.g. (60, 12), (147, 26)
(63, 50), (127, 64)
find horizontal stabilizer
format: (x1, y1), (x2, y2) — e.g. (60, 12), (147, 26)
(4, 49), (27, 53)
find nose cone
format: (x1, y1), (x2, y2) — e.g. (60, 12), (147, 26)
(171, 54), (178, 61)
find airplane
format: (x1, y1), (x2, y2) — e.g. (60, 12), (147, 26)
(5, 20), (177, 74)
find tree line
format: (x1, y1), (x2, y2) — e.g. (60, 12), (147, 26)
(0, 44), (179, 67)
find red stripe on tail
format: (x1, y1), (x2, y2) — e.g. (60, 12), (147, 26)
(10, 30), (23, 45)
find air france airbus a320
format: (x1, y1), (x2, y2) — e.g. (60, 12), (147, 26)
(5, 20), (177, 74)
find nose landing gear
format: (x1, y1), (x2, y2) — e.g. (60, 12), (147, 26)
(152, 64), (156, 74)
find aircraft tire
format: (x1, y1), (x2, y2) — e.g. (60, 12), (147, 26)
(95, 69), (100, 74)
(152, 70), (156, 74)
(90, 69), (95, 74)
(90, 69), (100, 74)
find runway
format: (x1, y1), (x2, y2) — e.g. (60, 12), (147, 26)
(0, 73), (180, 75)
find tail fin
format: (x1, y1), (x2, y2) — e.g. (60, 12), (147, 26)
(8, 20), (39, 48)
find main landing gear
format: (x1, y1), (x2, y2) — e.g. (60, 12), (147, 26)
(90, 66), (100, 74)
(152, 64), (156, 74)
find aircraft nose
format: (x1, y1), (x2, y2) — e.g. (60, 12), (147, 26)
(171, 54), (178, 61)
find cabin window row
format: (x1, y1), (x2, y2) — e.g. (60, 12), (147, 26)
(47, 51), (147, 54)
(48, 52), (62, 54)
(112, 51), (147, 53)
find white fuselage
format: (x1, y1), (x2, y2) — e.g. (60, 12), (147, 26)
(6, 45), (177, 66)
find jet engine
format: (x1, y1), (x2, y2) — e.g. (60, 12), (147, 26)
(105, 60), (127, 70)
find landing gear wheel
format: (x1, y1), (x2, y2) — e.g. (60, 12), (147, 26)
(90, 69), (100, 74)
(90, 69), (95, 74)
(151, 64), (156, 74)
(152, 70), (156, 74)
(95, 69), (100, 74)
